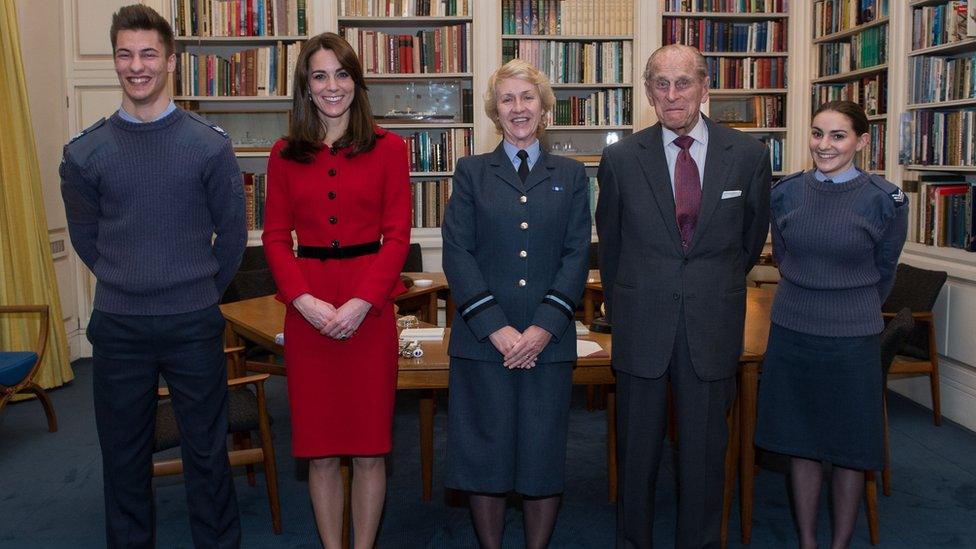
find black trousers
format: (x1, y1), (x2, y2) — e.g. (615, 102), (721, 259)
(615, 312), (735, 549)
(87, 305), (240, 549)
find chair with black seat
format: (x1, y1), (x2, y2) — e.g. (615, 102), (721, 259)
(221, 245), (277, 304)
(0, 305), (56, 432)
(153, 348), (281, 534)
(881, 263), (947, 426)
(403, 242), (423, 273)
(863, 307), (915, 544)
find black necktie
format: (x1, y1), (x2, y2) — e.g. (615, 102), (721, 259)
(516, 149), (529, 182)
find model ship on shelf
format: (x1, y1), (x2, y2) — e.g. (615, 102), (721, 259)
(376, 108), (458, 123)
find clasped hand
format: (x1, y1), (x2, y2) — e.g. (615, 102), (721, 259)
(293, 294), (371, 340)
(489, 325), (552, 369)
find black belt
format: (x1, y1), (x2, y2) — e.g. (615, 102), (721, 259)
(296, 241), (381, 260)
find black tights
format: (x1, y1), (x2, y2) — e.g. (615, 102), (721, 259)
(468, 493), (562, 549)
(791, 457), (864, 549)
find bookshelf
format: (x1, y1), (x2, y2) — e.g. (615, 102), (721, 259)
(501, 0), (637, 173)
(661, 0), (794, 178)
(169, 0), (311, 244)
(809, 0), (891, 176)
(337, 2), (474, 238)
(898, 0), (976, 258)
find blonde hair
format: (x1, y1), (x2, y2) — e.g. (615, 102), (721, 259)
(484, 59), (556, 138)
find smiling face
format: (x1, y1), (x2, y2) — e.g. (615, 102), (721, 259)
(113, 29), (175, 114)
(809, 110), (870, 178)
(645, 49), (709, 136)
(495, 77), (542, 149)
(307, 48), (356, 129)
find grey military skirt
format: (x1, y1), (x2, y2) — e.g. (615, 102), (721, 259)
(445, 357), (573, 496)
(755, 323), (884, 471)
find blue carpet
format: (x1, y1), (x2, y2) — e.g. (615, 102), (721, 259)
(1, 359), (974, 548)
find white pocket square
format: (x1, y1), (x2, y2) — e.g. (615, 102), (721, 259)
(721, 190), (742, 199)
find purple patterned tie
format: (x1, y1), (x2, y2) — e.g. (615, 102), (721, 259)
(673, 135), (701, 249)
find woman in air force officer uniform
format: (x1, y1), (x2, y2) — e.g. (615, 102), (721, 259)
(441, 59), (592, 549)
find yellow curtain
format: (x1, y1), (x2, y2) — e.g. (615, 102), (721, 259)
(0, 0), (73, 393)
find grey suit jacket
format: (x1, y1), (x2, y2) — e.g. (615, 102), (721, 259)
(596, 116), (771, 380)
(442, 143), (591, 363)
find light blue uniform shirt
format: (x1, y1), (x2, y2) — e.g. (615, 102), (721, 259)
(117, 100), (177, 123)
(503, 139), (541, 174)
(814, 165), (860, 183)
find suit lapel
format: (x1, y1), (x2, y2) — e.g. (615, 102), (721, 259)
(688, 117), (734, 251)
(634, 125), (683, 252)
(488, 143), (523, 192)
(523, 150), (554, 192)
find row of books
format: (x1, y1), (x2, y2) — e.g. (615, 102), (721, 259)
(341, 25), (469, 75)
(899, 109), (976, 167)
(854, 120), (886, 172)
(813, 0), (888, 39)
(662, 19), (788, 53)
(751, 95), (786, 127)
(399, 128), (473, 173)
(911, 1), (976, 51)
(340, 0), (468, 17)
(756, 134), (784, 172)
(175, 42), (301, 97)
(905, 180), (976, 250)
(172, 0), (307, 37)
(663, 0), (787, 14)
(817, 26), (887, 76)
(812, 73), (887, 116)
(411, 178), (452, 228)
(706, 57), (787, 89)
(501, 0), (634, 37)
(502, 40), (632, 85)
(243, 172), (267, 230)
(547, 88), (634, 127)
(908, 54), (976, 105)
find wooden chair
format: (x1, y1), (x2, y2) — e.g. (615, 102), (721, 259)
(0, 305), (57, 432)
(152, 348), (281, 534)
(881, 263), (948, 426)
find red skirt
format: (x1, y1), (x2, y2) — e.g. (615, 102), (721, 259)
(282, 259), (399, 457)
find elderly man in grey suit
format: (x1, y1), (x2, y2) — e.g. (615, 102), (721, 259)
(596, 44), (771, 548)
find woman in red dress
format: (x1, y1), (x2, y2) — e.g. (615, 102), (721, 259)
(262, 33), (410, 548)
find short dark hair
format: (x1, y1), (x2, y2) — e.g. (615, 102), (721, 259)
(281, 32), (379, 163)
(110, 4), (175, 57)
(813, 100), (869, 136)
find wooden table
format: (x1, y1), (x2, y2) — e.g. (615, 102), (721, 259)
(219, 294), (617, 503)
(580, 277), (775, 544)
(397, 272), (452, 325)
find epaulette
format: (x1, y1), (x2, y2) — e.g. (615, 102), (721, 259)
(186, 111), (229, 137)
(772, 170), (803, 188)
(867, 174), (905, 205)
(67, 118), (106, 145)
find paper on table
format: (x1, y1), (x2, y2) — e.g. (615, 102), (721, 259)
(575, 320), (589, 336)
(400, 327), (446, 341)
(576, 339), (604, 357)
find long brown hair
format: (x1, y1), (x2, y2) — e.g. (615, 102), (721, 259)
(281, 32), (379, 163)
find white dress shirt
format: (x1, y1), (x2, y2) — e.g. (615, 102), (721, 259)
(661, 114), (709, 195)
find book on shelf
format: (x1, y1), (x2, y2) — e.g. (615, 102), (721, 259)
(812, 73), (887, 115)
(503, 0), (633, 36)
(340, 0), (469, 17)
(900, 109), (976, 167)
(707, 56), (786, 89)
(909, 54), (976, 105)
(176, 41), (302, 96)
(817, 26), (887, 76)
(410, 178), (451, 228)
(173, 0), (307, 37)
(548, 88), (633, 126)
(342, 24), (470, 74)
(396, 128), (473, 173)
(663, 18), (787, 53)
(813, 0), (888, 39)
(502, 40), (632, 85)
(904, 178), (976, 250)
(911, 1), (973, 50)
(242, 172), (267, 230)
(664, 0), (787, 14)
(754, 134), (783, 172)
(711, 95), (785, 127)
(970, 1), (976, 37)
(854, 120), (886, 172)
